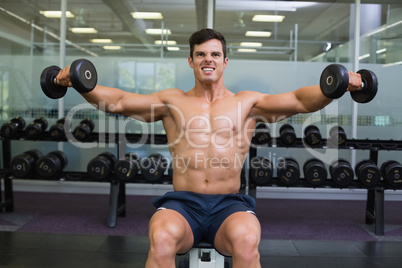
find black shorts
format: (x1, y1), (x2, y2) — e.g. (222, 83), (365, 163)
(152, 191), (256, 246)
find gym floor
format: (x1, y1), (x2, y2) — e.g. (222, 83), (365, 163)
(1, 232), (402, 267)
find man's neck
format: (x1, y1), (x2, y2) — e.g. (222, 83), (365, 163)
(191, 82), (229, 103)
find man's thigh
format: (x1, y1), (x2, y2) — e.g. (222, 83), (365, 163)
(149, 209), (194, 254)
(213, 211), (261, 256)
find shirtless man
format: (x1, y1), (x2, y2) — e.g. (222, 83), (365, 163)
(56, 28), (363, 267)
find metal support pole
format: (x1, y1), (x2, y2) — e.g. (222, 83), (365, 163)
(59, 0), (67, 120)
(350, 0), (361, 168)
(58, 0), (67, 152)
(294, 24), (298, 62)
(207, 0), (215, 28)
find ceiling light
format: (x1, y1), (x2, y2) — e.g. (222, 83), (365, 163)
(359, 53), (370, 60)
(324, 42), (332, 52)
(245, 31), (272, 37)
(252, 15), (285, 22)
(103, 45), (122, 50)
(237, 48), (257, 53)
(167, 47), (180, 51)
(131, 12), (163, 19)
(155, 40), (177, 45)
(91, 39), (113, 43)
(145, 29), (172, 35)
(40, 11), (75, 18)
(70, 27), (98, 34)
(240, 42), (262, 47)
(376, 48), (387, 54)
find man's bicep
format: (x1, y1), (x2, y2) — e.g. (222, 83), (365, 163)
(251, 92), (302, 122)
(119, 92), (167, 122)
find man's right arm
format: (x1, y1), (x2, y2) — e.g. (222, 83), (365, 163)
(56, 66), (167, 122)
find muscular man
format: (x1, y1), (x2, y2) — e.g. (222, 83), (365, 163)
(56, 28), (363, 267)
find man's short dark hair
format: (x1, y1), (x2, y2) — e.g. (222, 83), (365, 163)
(189, 28), (227, 60)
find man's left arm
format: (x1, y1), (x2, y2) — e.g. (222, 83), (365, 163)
(250, 71), (363, 122)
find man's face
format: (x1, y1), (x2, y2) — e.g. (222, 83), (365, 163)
(188, 39), (228, 84)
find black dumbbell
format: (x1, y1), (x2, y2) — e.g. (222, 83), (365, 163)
(329, 159), (354, 188)
(380, 160), (402, 189)
(49, 118), (70, 141)
(303, 158), (328, 187)
(113, 153), (141, 182)
(277, 158), (300, 186)
(0, 116), (26, 139)
(253, 124), (271, 145)
(25, 117), (48, 139)
(355, 160), (381, 188)
(279, 124), (296, 146)
(73, 118), (95, 142)
(87, 152), (117, 180)
(40, 59), (98, 99)
(141, 153), (168, 182)
(304, 125), (321, 146)
(9, 149), (42, 178)
(35, 151), (68, 178)
(320, 64), (378, 103)
(250, 156), (273, 186)
(328, 126), (347, 146)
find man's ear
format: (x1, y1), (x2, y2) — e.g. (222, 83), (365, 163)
(188, 56), (194, 68)
(223, 57), (228, 69)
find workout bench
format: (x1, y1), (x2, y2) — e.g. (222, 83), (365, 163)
(180, 241), (230, 268)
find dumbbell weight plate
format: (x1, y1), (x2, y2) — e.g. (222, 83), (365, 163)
(114, 154), (140, 182)
(49, 118), (68, 140)
(10, 150), (43, 178)
(329, 126), (347, 146)
(70, 59), (98, 93)
(380, 160), (402, 189)
(303, 159), (327, 187)
(25, 117), (48, 139)
(35, 151), (67, 178)
(250, 157), (273, 186)
(304, 125), (321, 146)
(277, 158), (300, 186)
(330, 159), (354, 188)
(48, 151), (68, 170)
(279, 124), (296, 146)
(351, 69), (378, 103)
(319, 64), (349, 99)
(73, 118), (95, 142)
(87, 153), (116, 180)
(355, 160), (381, 188)
(141, 154), (168, 182)
(0, 117), (26, 139)
(254, 124), (271, 145)
(40, 65), (68, 99)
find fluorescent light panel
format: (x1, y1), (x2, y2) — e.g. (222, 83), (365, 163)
(167, 47), (180, 51)
(103, 45), (121, 50)
(245, 31), (272, 37)
(70, 27), (98, 33)
(252, 15), (285, 22)
(91, 39), (113, 43)
(155, 40), (177, 45)
(240, 42), (262, 47)
(237, 48), (257, 53)
(131, 12), (163, 19)
(145, 28), (172, 35)
(40, 11), (75, 18)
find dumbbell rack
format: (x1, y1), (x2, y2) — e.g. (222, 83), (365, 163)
(0, 132), (171, 228)
(1, 133), (402, 235)
(248, 137), (402, 236)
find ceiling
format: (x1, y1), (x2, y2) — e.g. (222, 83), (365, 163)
(0, 0), (401, 61)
